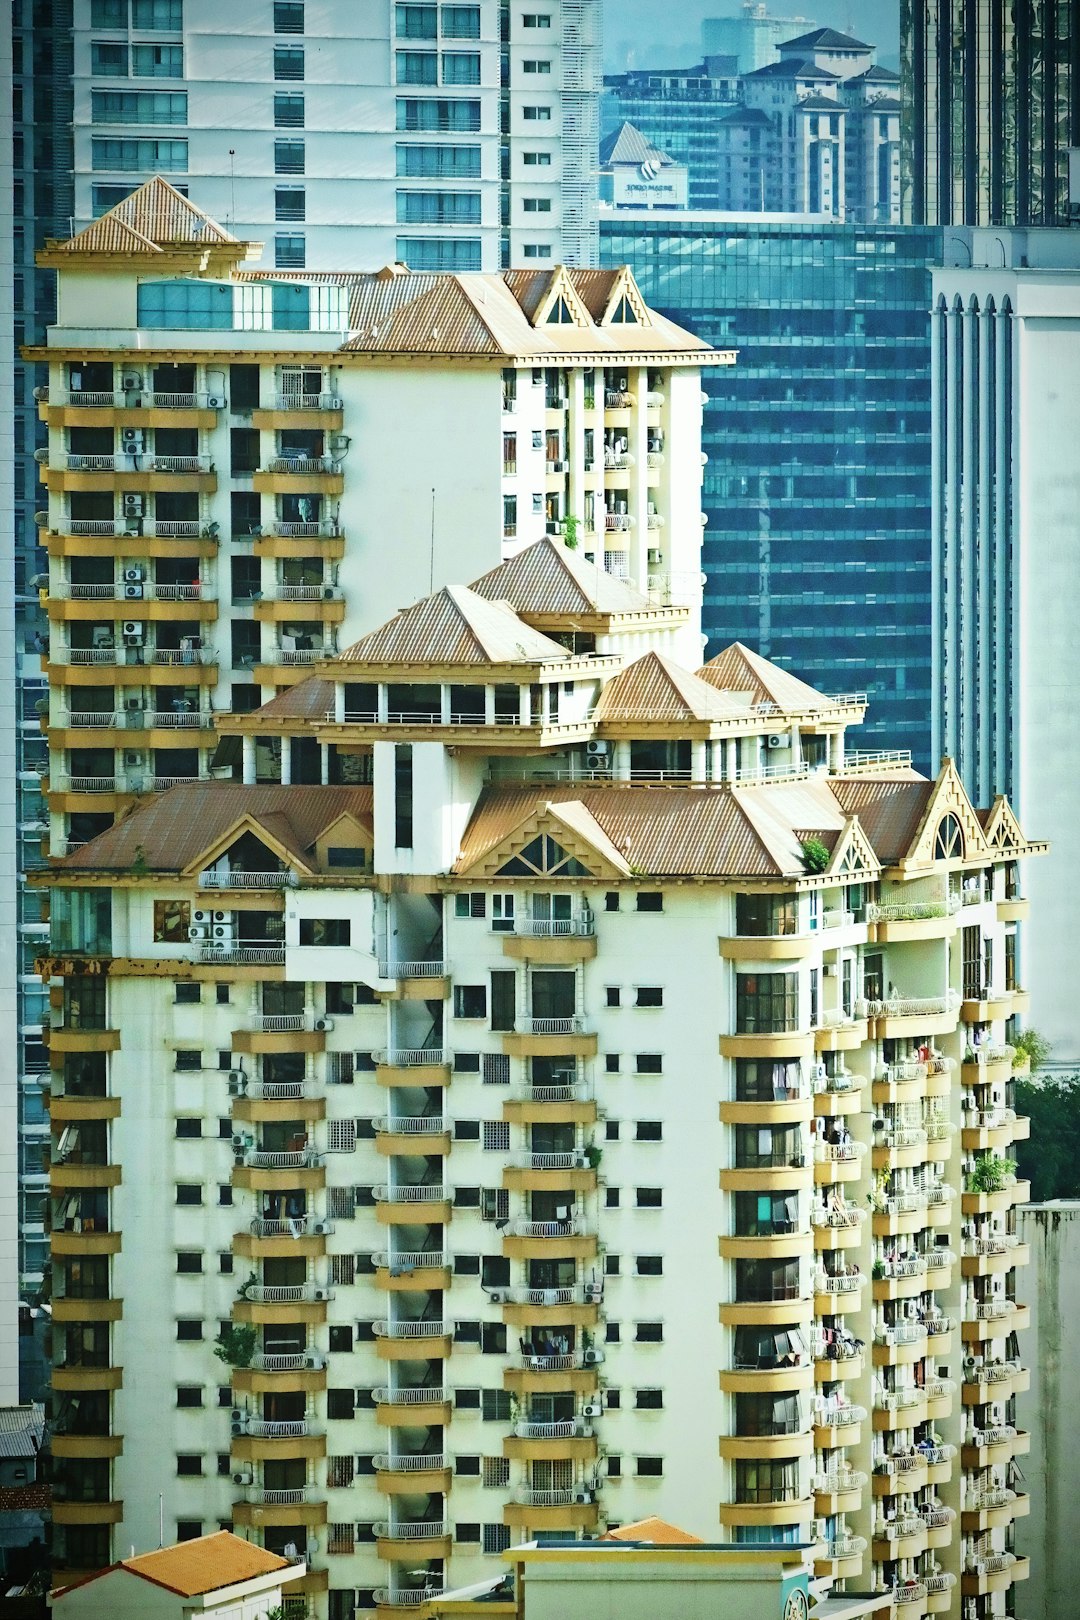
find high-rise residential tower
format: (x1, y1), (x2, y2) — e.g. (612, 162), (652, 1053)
(71, 0), (601, 271)
(901, 0), (1080, 227)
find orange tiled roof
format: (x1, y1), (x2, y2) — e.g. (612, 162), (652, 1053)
(335, 585), (571, 668)
(603, 1517), (704, 1545)
(699, 641), (850, 714)
(593, 651), (749, 725)
(469, 538), (652, 620)
(54, 176), (240, 255)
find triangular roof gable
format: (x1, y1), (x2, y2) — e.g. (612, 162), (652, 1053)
(599, 265), (652, 328)
(699, 641), (833, 713)
(530, 265), (593, 329)
(181, 812), (315, 879)
(57, 176), (239, 256)
(313, 809), (374, 852)
(457, 801), (631, 880)
(594, 650), (744, 724)
(981, 795), (1027, 853)
(822, 815), (881, 878)
(902, 759), (990, 866)
(468, 537), (651, 618)
(337, 584), (570, 668)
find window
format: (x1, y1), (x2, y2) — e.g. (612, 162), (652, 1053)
(523, 244), (552, 260)
(635, 1053), (662, 1075)
(635, 1387), (663, 1409)
(274, 0), (305, 30)
(397, 49), (438, 83)
(275, 139), (304, 174)
(503, 494), (517, 537)
(92, 88), (188, 123)
(734, 1191), (798, 1239)
(91, 41), (128, 74)
(174, 981), (200, 1004)
(131, 43), (183, 74)
(736, 973), (798, 1035)
(299, 917), (350, 946)
(175, 1183), (202, 1205)
(442, 5), (481, 36)
(636, 892), (663, 912)
(480, 1188), (509, 1222)
(442, 52), (481, 84)
(636, 1456), (664, 1477)
(397, 189), (481, 224)
(605, 1121), (620, 1141)
(484, 1523), (512, 1555)
(274, 46), (304, 79)
(176, 1454), (203, 1476)
(605, 1187), (620, 1208)
(454, 984), (487, 1019)
(92, 0), (127, 22)
(175, 1119), (201, 1139)
(176, 1051), (200, 1073)
(605, 1054), (620, 1073)
(176, 1385), (203, 1408)
(483, 1053), (510, 1085)
(154, 899), (190, 942)
(734, 1458), (797, 1504)
(482, 1121), (510, 1151)
(396, 236), (482, 270)
(274, 93), (305, 129)
(456, 893), (486, 918)
(327, 1388), (355, 1420)
(394, 743), (414, 847)
(176, 1319), (202, 1341)
(176, 1251), (202, 1273)
(523, 151), (552, 165)
(274, 234), (305, 268)
(454, 1052), (480, 1073)
(275, 186), (305, 220)
(635, 1121), (662, 1143)
(481, 1389), (511, 1421)
(523, 197), (552, 212)
(636, 1254), (663, 1275)
(636, 1187), (662, 1208)
(933, 813), (963, 859)
(635, 987), (663, 1008)
(736, 893), (797, 937)
(396, 2), (437, 34)
(735, 1058), (801, 1103)
(524, 11), (551, 23)
(636, 1321), (663, 1343)
(133, 0), (183, 23)
(397, 97), (481, 131)
(523, 59), (551, 73)
(605, 987), (621, 1008)
(523, 105), (552, 120)
(482, 1455), (510, 1486)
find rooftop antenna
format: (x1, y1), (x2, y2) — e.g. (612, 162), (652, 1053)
(429, 487), (436, 593)
(158, 1490), (164, 1547)
(228, 149), (236, 229)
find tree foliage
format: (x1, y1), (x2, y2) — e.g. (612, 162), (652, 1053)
(1014, 1074), (1080, 1201)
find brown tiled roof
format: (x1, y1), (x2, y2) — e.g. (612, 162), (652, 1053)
(55, 177), (239, 255)
(593, 652), (747, 725)
(829, 775), (934, 862)
(469, 538), (651, 619)
(251, 679), (335, 721)
(336, 585), (571, 668)
(57, 784), (373, 874)
(603, 1517), (703, 1545)
(63, 1533), (291, 1600)
(698, 642), (841, 713)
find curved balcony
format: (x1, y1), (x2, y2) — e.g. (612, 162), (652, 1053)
(248, 1216), (333, 1239)
(816, 1532), (867, 1571)
(242, 1417), (318, 1439)
(248, 1350), (324, 1373)
(372, 1588), (443, 1611)
(812, 1400), (866, 1447)
(240, 1283), (330, 1305)
(243, 1148), (323, 1170)
(513, 1418), (592, 1440)
(373, 1319), (449, 1342)
(891, 1582), (928, 1610)
(373, 1384), (448, 1410)
(373, 1184), (450, 1206)
(510, 1217), (586, 1239)
(372, 1250), (449, 1274)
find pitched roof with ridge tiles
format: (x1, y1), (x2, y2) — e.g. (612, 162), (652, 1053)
(55, 1531), (293, 1600)
(779, 25), (872, 51)
(335, 585), (572, 668)
(602, 1517), (704, 1545)
(593, 651), (749, 725)
(743, 56), (839, 80)
(468, 537), (653, 619)
(55, 783), (373, 874)
(697, 642), (845, 714)
(52, 176), (240, 255)
(599, 121), (677, 167)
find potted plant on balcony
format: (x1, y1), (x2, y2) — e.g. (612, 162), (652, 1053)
(213, 1323), (258, 1369)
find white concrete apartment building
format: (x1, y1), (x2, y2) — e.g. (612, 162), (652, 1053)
(931, 226), (1080, 1069)
(29, 177), (725, 860)
(37, 529), (1042, 1619)
(73, 0), (600, 271)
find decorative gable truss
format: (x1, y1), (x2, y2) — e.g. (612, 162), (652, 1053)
(456, 802), (632, 881)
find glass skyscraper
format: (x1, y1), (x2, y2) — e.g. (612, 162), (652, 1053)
(599, 215), (943, 766)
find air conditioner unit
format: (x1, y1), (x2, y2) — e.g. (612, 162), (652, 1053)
(573, 1152), (590, 1169)
(647, 548), (661, 566)
(232, 1469), (253, 1486)
(123, 582), (144, 600)
(227, 1073), (247, 1096)
(767, 733), (787, 749)
(189, 925), (209, 941)
(315, 1017), (334, 1032)
(312, 1286), (329, 1301)
(813, 1518), (828, 1540)
(231, 1134), (247, 1150)
(583, 1282), (603, 1301)
(122, 620), (144, 639)
(583, 1348), (605, 1366)
(312, 1219), (330, 1235)
(229, 1420), (246, 1438)
(487, 1288), (509, 1304)
(121, 371), (143, 391)
(124, 696), (143, 711)
(822, 963), (837, 977)
(572, 1490), (593, 1505)
(120, 428), (144, 450)
(123, 750), (144, 766)
(583, 1402), (602, 1417)
(123, 567), (145, 583)
(192, 909), (211, 925)
(122, 494), (145, 517)
(212, 910), (228, 923)
(213, 924), (235, 942)
(207, 394), (226, 409)
(586, 741), (609, 757)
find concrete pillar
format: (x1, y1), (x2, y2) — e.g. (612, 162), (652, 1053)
(725, 737), (737, 780)
(377, 683), (388, 724)
(441, 684), (452, 725)
(333, 682), (345, 723)
(613, 740), (631, 781)
(691, 740), (708, 781)
(483, 684), (495, 726)
(830, 730), (845, 771)
(241, 734), (256, 785)
(280, 736), (291, 785)
(519, 684), (531, 726)
(320, 744), (330, 785)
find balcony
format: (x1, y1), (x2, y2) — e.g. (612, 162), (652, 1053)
(374, 1520), (451, 1559)
(243, 1148), (323, 1171)
(374, 1114), (450, 1154)
(248, 1217), (331, 1240)
(373, 1319), (451, 1344)
(248, 1350), (324, 1373)
(199, 869), (298, 889)
(373, 1451), (451, 1489)
(240, 1284), (329, 1305)
(196, 941), (286, 966)
(373, 1589), (443, 1612)
(378, 959), (447, 980)
(373, 1384), (448, 1414)
(242, 1417), (318, 1439)
(51, 453), (214, 476)
(264, 456), (341, 475)
(373, 1249), (449, 1274)
(514, 1016), (587, 1036)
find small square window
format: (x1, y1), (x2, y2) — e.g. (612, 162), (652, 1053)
(454, 984), (487, 1019)
(456, 1454), (481, 1477)
(483, 1523), (511, 1554)
(605, 1054), (620, 1073)
(482, 1455), (509, 1486)
(635, 1387), (663, 1409)
(215, 983), (230, 1004)
(455, 894), (486, 917)
(175, 1183), (202, 1205)
(605, 987), (621, 1007)
(217, 1185), (233, 1207)
(635, 1121), (662, 1142)
(605, 1121), (619, 1141)
(176, 1251), (202, 1273)
(274, 138), (305, 174)
(605, 1321), (620, 1343)
(175, 981), (201, 1004)
(635, 1321), (663, 1343)
(329, 1325), (353, 1353)
(175, 1050), (201, 1071)
(176, 1319), (203, 1341)
(454, 1052), (481, 1072)
(636, 1455), (664, 1476)
(219, 1253), (233, 1274)
(605, 891), (620, 911)
(636, 1054), (663, 1075)
(274, 45), (305, 79)
(482, 1121), (510, 1152)
(608, 1454), (622, 1476)
(274, 92), (305, 128)
(274, 186), (306, 221)
(636, 892), (663, 912)
(635, 987), (663, 1008)
(274, 1), (305, 30)
(176, 1385), (203, 1407)
(175, 1118), (201, 1139)
(604, 1253), (620, 1275)
(275, 232), (306, 268)
(176, 1519), (202, 1540)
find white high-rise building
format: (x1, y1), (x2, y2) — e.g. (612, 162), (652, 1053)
(72, 0), (600, 271)
(931, 226), (1080, 1067)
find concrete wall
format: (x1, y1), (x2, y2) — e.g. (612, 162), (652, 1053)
(1016, 1200), (1080, 1620)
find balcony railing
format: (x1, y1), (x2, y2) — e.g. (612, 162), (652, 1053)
(249, 1350), (324, 1372)
(373, 1452), (448, 1472)
(372, 1590), (442, 1609)
(866, 897), (960, 922)
(265, 456), (342, 475)
(966, 1486), (1016, 1512)
(251, 1013), (311, 1032)
(243, 1417), (317, 1438)
(815, 1402), (867, 1427)
(859, 992), (961, 1018)
(505, 1285), (596, 1307)
(971, 1423), (1017, 1445)
(249, 1217), (331, 1238)
(243, 1148), (323, 1170)
(58, 452), (214, 474)
(519, 1352), (586, 1372)
(511, 1152), (589, 1172)
(376, 1048), (450, 1067)
(812, 1207), (866, 1230)
(378, 960), (447, 978)
(372, 1250), (449, 1272)
(374, 1115), (449, 1136)
(373, 1385), (447, 1406)
(965, 1553), (1015, 1576)
(247, 1486), (312, 1505)
(515, 1016), (586, 1035)
(825, 1535), (867, 1559)
(892, 1583), (928, 1606)
(923, 1574), (957, 1594)
(196, 942), (285, 965)
(814, 1468), (868, 1492)
(513, 1488), (585, 1507)
(273, 520), (342, 538)
(507, 916), (595, 937)
(373, 1520), (448, 1541)
(513, 1418), (592, 1439)
(510, 1217), (586, 1239)
(243, 1080), (314, 1102)
(199, 869), (298, 888)
(275, 392), (342, 410)
(241, 1283), (328, 1303)
(373, 1184), (449, 1205)
(514, 1081), (590, 1105)
(373, 1320), (450, 1340)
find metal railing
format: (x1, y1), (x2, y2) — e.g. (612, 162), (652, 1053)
(515, 1016), (586, 1035)
(196, 943), (285, 965)
(249, 1351), (323, 1372)
(241, 1283), (327, 1303)
(199, 870), (297, 888)
(509, 916), (595, 937)
(243, 1417), (315, 1438)
(513, 1418), (592, 1439)
(377, 959), (447, 978)
(373, 1521), (448, 1541)
(266, 456), (342, 474)
(252, 1013), (310, 1032)
(275, 392), (342, 411)
(274, 521), (342, 538)
(371, 1590), (442, 1609)
(376, 1048), (450, 1067)
(372, 1320), (449, 1340)
(372, 1251), (449, 1272)
(815, 1402), (866, 1427)
(858, 991), (960, 1018)
(510, 1217), (585, 1239)
(373, 1115), (449, 1136)
(513, 1488), (583, 1507)
(243, 1148), (323, 1170)
(825, 1535), (867, 1559)
(373, 1184), (449, 1204)
(511, 1152), (588, 1172)
(373, 1385), (447, 1406)
(373, 1452), (447, 1473)
(866, 897), (960, 922)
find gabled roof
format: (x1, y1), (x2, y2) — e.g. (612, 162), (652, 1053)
(52, 176), (240, 256)
(698, 642), (841, 714)
(603, 1518), (703, 1545)
(247, 678), (335, 722)
(56, 1532), (292, 1601)
(335, 585), (571, 668)
(780, 26), (872, 51)
(744, 57), (839, 81)
(593, 651), (747, 725)
(469, 537), (652, 620)
(719, 106), (775, 127)
(54, 784), (373, 875)
(600, 121), (676, 167)
(798, 95), (845, 112)
(829, 775), (935, 863)
(847, 64), (900, 83)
